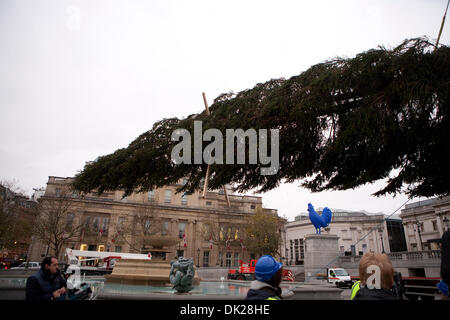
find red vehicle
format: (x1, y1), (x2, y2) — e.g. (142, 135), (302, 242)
(228, 259), (295, 282)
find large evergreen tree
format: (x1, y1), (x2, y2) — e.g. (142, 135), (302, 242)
(72, 38), (450, 199)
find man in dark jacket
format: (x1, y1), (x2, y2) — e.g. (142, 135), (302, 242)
(438, 230), (450, 298)
(246, 255), (283, 300)
(26, 256), (67, 300)
(441, 230), (450, 286)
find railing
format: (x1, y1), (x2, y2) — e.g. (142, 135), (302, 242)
(338, 250), (441, 265)
(403, 250), (441, 260)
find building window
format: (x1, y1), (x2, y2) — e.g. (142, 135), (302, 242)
(181, 193), (188, 205)
(115, 246), (122, 253)
(226, 252), (232, 267)
(177, 250), (184, 257)
(432, 220), (438, 231)
(102, 217), (109, 233)
(218, 252), (224, 267)
(148, 190), (155, 201)
(250, 205), (255, 210)
(203, 251), (210, 267)
(93, 217), (100, 232)
(66, 213), (74, 229)
(164, 190), (172, 203)
(178, 222), (186, 238)
(290, 240), (293, 261)
(161, 221), (169, 236)
(144, 219), (151, 235)
(118, 217), (125, 230)
(294, 239), (299, 263)
(234, 252), (239, 267)
(206, 201), (212, 206)
(299, 239), (304, 259)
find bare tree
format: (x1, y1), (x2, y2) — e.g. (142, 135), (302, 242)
(33, 190), (83, 258)
(114, 205), (161, 253)
(0, 180), (36, 256)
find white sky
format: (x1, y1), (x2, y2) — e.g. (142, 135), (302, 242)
(1, 0), (448, 221)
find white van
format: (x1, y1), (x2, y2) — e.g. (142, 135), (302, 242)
(327, 268), (353, 288)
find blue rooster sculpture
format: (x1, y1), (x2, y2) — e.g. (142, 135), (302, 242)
(308, 203), (332, 234)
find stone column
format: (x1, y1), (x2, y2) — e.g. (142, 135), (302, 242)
(304, 234), (339, 282)
(436, 214), (444, 238)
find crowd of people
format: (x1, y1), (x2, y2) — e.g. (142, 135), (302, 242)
(245, 230), (450, 301)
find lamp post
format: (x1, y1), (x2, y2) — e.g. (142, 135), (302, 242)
(197, 248), (200, 268)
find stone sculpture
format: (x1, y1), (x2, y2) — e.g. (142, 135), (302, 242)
(169, 257), (195, 293)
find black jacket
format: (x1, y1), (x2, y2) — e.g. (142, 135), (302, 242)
(353, 286), (399, 300)
(26, 268), (66, 300)
(245, 280), (283, 300)
(441, 230), (450, 286)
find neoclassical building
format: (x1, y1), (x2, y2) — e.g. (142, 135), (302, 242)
(28, 176), (281, 267)
(400, 196), (450, 251)
(284, 208), (406, 266)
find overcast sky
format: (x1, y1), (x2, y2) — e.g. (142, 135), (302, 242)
(1, 0), (448, 221)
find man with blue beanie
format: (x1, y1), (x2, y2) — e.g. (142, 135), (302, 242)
(245, 255), (283, 300)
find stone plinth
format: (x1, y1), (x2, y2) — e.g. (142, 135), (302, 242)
(291, 283), (343, 300)
(304, 234), (339, 281)
(104, 259), (200, 286)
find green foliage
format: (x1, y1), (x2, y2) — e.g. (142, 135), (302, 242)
(72, 38), (450, 198)
(244, 210), (282, 258)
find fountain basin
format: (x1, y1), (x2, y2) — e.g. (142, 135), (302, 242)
(104, 258), (200, 286)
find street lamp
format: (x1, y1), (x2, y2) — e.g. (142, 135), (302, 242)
(197, 248), (200, 268)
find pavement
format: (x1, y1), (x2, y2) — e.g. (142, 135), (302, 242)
(340, 288), (352, 300)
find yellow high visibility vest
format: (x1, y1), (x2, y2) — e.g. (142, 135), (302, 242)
(350, 281), (360, 300)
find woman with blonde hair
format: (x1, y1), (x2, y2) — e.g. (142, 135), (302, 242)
(352, 252), (398, 300)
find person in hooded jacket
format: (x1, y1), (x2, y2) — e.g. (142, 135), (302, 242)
(438, 229), (450, 299)
(246, 255), (283, 300)
(352, 252), (398, 300)
(26, 256), (67, 300)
